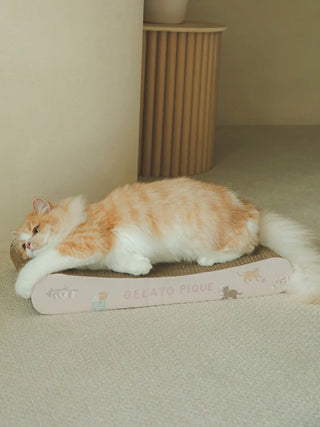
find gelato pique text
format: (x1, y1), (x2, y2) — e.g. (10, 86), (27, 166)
(123, 282), (215, 300)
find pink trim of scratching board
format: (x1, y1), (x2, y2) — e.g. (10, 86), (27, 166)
(31, 257), (293, 315)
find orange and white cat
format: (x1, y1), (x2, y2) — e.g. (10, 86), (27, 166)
(12, 178), (320, 303)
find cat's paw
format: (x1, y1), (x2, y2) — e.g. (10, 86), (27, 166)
(197, 256), (217, 267)
(15, 277), (33, 299)
(127, 256), (152, 276)
(116, 254), (152, 276)
(108, 253), (153, 276)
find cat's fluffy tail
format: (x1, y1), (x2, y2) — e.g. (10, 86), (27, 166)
(259, 211), (320, 303)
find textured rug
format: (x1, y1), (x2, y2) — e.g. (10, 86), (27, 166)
(1, 250), (320, 426)
(1, 127), (320, 426)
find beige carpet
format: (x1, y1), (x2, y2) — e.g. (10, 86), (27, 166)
(1, 126), (320, 426)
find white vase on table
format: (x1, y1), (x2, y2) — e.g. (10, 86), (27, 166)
(144, 0), (189, 24)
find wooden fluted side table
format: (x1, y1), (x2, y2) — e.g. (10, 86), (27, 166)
(139, 22), (226, 177)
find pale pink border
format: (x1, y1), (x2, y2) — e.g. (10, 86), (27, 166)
(31, 257), (293, 314)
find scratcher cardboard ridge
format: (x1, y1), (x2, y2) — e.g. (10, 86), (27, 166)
(10, 244), (293, 315)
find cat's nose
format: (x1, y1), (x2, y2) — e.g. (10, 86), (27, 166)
(26, 241), (31, 249)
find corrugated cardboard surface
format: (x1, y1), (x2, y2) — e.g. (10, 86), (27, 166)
(10, 243), (278, 277)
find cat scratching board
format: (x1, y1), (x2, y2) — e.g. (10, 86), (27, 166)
(10, 244), (293, 315)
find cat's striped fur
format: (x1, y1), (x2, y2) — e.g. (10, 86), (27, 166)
(13, 178), (320, 303)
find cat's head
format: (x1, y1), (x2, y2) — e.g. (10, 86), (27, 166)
(12, 196), (86, 260)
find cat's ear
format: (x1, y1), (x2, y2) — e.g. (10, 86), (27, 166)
(32, 198), (53, 215)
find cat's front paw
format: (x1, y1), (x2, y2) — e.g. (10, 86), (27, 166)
(111, 254), (152, 276)
(15, 277), (33, 299)
(127, 256), (152, 276)
(197, 256), (217, 267)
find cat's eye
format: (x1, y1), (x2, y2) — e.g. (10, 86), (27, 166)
(22, 243), (26, 250)
(33, 225), (40, 235)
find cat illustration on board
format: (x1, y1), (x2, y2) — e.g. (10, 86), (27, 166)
(221, 286), (243, 300)
(237, 268), (262, 284)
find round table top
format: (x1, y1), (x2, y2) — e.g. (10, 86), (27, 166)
(143, 21), (227, 33)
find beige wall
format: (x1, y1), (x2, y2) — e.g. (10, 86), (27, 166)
(0, 0), (143, 250)
(187, 0), (320, 125)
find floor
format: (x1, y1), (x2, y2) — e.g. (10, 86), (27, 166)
(1, 126), (319, 426)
